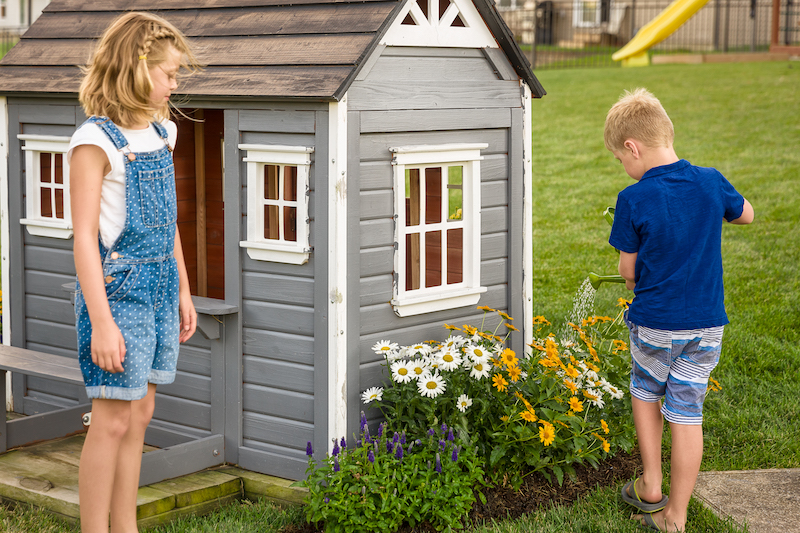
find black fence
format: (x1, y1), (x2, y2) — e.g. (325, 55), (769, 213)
(0, 28), (22, 58)
(500, 0), (800, 69)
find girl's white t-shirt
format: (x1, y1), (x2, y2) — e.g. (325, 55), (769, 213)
(67, 120), (178, 248)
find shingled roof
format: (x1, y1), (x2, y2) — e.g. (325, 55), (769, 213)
(0, 0), (544, 99)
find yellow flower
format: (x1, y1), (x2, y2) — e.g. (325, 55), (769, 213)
(501, 348), (517, 367)
(500, 415), (509, 422)
(563, 379), (578, 394)
(583, 390), (599, 401)
(555, 419), (570, 428)
(462, 324), (478, 336)
(520, 410), (537, 423)
(568, 322), (582, 332)
(443, 323), (461, 331)
(565, 364), (580, 379)
(545, 338), (559, 358)
(507, 365), (522, 382)
(478, 305), (496, 312)
(601, 419), (609, 434)
(515, 392), (533, 410)
(492, 374), (508, 392)
(539, 358), (558, 368)
(532, 316), (551, 326)
(602, 440), (610, 453)
(539, 421), (555, 446)
(505, 323), (519, 332)
(530, 342), (545, 351)
(497, 310), (512, 321)
(707, 377), (722, 392)
(617, 297), (631, 308)
(585, 361), (600, 373)
(568, 396), (584, 413)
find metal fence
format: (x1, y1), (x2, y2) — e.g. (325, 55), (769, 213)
(500, 0), (799, 69)
(0, 27), (23, 58)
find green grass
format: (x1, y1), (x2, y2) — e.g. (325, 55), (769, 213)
(6, 60), (799, 532)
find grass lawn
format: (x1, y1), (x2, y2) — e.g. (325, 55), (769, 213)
(3, 60), (798, 532)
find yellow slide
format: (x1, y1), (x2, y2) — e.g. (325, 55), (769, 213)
(612, 0), (712, 66)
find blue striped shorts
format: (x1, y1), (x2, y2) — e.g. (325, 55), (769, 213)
(625, 313), (723, 425)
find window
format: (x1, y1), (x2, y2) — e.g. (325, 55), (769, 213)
(238, 144), (313, 264)
(390, 144), (487, 317)
(18, 134), (73, 239)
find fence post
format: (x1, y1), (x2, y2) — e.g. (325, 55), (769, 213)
(630, 0), (637, 37)
(723, 0), (731, 51)
(714, 0), (722, 50)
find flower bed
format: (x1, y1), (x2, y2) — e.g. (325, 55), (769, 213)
(298, 304), (637, 532)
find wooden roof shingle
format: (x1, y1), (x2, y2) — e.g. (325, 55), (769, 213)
(0, 0), (544, 99)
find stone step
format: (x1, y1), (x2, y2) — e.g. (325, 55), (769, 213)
(0, 434), (307, 528)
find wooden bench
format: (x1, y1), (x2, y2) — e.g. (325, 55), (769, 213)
(0, 344), (90, 453)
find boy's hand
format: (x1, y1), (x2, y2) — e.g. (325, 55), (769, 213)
(91, 318), (126, 373)
(178, 290), (197, 343)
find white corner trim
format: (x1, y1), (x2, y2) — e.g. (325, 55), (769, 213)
(328, 96), (348, 450)
(0, 97), (11, 412)
(391, 286), (487, 317)
(381, 0), (498, 48)
(521, 82), (534, 353)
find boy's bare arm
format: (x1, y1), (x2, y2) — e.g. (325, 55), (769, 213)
(618, 251), (637, 291)
(729, 198), (754, 225)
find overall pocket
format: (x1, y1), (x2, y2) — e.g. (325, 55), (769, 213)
(104, 264), (140, 308)
(138, 165), (177, 228)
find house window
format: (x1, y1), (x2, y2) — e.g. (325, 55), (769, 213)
(390, 144), (487, 317)
(238, 144), (313, 264)
(18, 134), (73, 239)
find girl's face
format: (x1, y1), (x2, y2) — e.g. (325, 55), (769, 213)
(148, 45), (181, 108)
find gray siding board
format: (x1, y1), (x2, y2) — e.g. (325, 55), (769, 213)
(242, 300), (314, 335)
(358, 275), (392, 307)
(22, 233), (74, 250)
(359, 129), (507, 161)
(242, 328), (314, 366)
(381, 47), (486, 58)
(359, 190), (392, 220)
(359, 246), (392, 278)
(482, 155), (508, 182)
(242, 254), (315, 277)
(241, 272), (314, 306)
(176, 345), (212, 376)
(481, 258), (507, 287)
(17, 104), (76, 125)
(19, 123), (75, 137)
(482, 233), (507, 260)
(24, 295), (73, 325)
(158, 372), (212, 404)
(26, 342), (77, 359)
(359, 108), (511, 134)
(238, 446), (307, 481)
(26, 377), (81, 399)
(359, 160), (392, 189)
(348, 80), (521, 112)
(243, 355), (314, 394)
(482, 206), (508, 234)
(242, 384), (313, 422)
(359, 219), (392, 249)
(25, 270), (75, 299)
(362, 56), (500, 84)
(482, 180), (508, 207)
(24, 246), (76, 275)
(154, 395), (210, 431)
(242, 412), (313, 450)
(238, 109), (317, 134)
(24, 319), (75, 349)
(239, 131), (315, 147)
(481, 47), (519, 81)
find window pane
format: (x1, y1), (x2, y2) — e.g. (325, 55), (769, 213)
(54, 153), (64, 184)
(264, 165), (279, 200)
(448, 166), (463, 221)
(55, 189), (64, 219)
(39, 152), (51, 183)
(425, 167), (442, 224)
(284, 206), (297, 242)
(284, 165), (297, 201)
(264, 205), (280, 240)
(40, 187), (52, 218)
(425, 230), (442, 288)
(405, 169), (420, 227)
(406, 233), (420, 291)
(447, 228), (463, 284)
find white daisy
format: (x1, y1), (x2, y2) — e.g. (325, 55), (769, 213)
(469, 361), (491, 380)
(391, 360), (413, 383)
(408, 358), (429, 379)
(583, 369), (599, 382)
(456, 394), (473, 412)
(417, 372), (446, 398)
(443, 335), (466, 350)
(407, 343), (433, 357)
(372, 340), (399, 356)
(465, 345), (491, 364)
(436, 348), (463, 371)
(584, 388), (605, 409)
(604, 383), (624, 400)
(361, 386), (383, 404)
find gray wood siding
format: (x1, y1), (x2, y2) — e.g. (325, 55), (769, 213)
(237, 107), (322, 474)
(350, 47), (523, 415)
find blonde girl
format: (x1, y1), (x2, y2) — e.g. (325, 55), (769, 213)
(69, 12), (200, 532)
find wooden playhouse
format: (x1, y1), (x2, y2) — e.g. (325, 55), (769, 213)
(0, 0), (545, 481)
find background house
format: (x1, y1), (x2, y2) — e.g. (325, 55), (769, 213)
(0, 0), (544, 480)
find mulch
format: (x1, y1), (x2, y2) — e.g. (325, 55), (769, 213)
(283, 450), (642, 532)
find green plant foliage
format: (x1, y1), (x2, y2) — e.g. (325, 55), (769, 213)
(301, 415), (485, 533)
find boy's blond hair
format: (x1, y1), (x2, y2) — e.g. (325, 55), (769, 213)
(604, 88), (674, 152)
(79, 12), (200, 129)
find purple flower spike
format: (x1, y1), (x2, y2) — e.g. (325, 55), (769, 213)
(306, 442), (313, 457)
(435, 452), (442, 473)
(428, 428), (436, 437)
(441, 422), (448, 433)
(360, 411), (368, 432)
(452, 446), (459, 462)
(400, 432), (407, 445)
(333, 457), (340, 472)
(378, 423), (385, 438)
(395, 444), (404, 461)
(386, 440), (394, 454)
(368, 450), (375, 463)
(439, 439), (446, 451)
(447, 427), (455, 442)
(341, 437), (347, 449)
(324, 497), (330, 504)
(392, 432), (400, 444)
(332, 441), (340, 457)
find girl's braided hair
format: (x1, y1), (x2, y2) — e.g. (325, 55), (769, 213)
(79, 12), (201, 128)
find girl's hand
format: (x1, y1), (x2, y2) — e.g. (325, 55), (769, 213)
(91, 318), (126, 373)
(179, 290), (197, 343)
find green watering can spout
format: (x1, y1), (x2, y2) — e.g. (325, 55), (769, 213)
(588, 272), (626, 290)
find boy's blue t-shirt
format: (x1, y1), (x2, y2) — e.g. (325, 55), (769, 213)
(609, 159), (745, 330)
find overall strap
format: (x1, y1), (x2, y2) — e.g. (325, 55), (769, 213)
(84, 116), (129, 151)
(151, 121), (173, 151)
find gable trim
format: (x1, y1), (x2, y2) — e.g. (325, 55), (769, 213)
(380, 0), (498, 48)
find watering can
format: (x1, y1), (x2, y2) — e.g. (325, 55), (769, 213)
(588, 207), (626, 289)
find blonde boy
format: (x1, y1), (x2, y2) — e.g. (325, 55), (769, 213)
(605, 88), (753, 532)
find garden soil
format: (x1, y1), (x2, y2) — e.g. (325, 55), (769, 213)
(283, 450), (641, 533)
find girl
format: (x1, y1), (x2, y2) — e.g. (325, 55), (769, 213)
(69, 12), (200, 532)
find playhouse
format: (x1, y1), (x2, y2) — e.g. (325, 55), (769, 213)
(0, 0), (544, 481)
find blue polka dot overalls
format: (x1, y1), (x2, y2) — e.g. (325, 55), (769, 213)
(75, 117), (180, 401)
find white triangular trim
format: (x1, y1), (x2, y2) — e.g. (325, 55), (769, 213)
(381, 0), (498, 48)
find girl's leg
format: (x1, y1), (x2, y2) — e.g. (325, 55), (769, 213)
(631, 397), (665, 502)
(79, 398), (133, 533)
(109, 384), (157, 533)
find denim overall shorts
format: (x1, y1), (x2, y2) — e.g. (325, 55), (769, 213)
(75, 117), (180, 401)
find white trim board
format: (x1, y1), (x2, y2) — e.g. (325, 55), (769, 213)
(381, 0), (498, 48)
(0, 97), (12, 410)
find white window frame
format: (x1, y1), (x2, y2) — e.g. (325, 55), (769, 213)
(18, 134), (73, 239)
(238, 144), (313, 265)
(390, 143), (488, 317)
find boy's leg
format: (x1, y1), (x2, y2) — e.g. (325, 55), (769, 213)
(79, 398), (133, 533)
(109, 384), (157, 533)
(631, 397), (664, 503)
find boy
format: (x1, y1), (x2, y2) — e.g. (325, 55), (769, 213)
(605, 88), (754, 532)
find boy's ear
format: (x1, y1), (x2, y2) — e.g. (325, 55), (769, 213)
(623, 139), (640, 158)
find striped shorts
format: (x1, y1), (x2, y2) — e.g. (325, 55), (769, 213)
(625, 313), (723, 425)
